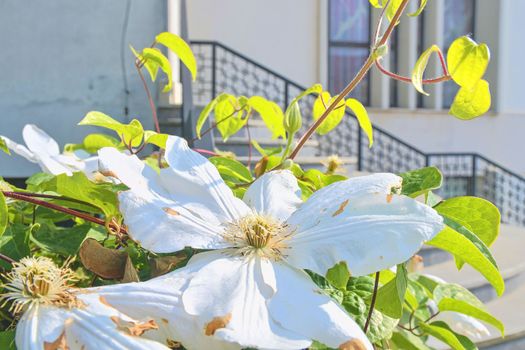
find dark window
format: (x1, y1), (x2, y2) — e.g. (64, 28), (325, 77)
(442, 0), (476, 108)
(328, 0), (370, 104)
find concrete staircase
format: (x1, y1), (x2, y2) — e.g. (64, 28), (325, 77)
(421, 224), (525, 349)
(158, 105), (358, 172)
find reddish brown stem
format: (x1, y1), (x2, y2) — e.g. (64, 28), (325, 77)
(375, 60), (452, 84)
(0, 253), (15, 265)
(136, 65), (161, 134)
(289, 0), (410, 160)
(364, 271), (381, 333)
(2, 191), (126, 235)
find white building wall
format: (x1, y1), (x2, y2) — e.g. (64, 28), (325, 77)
(187, 0), (321, 87)
(0, 0), (166, 178)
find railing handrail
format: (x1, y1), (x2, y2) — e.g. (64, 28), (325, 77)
(189, 40), (524, 184)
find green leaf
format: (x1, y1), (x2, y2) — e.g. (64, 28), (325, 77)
(369, 0), (384, 8)
(386, 0), (404, 23)
(400, 166), (443, 197)
(291, 84), (323, 104)
(326, 262), (350, 290)
(79, 111), (144, 147)
(412, 45), (440, 95)
(196, 95), (222, 138)
(248, 96), (286, 139)
(408, 0), (428, 17)
(450, 79), (491, 120)
(0, 137), (10, 155)
(155, 32), (197, 81)
(82, 134), (121, 153)
(436, 196), (500, 269)
(313, 92), (346, 135)
(144, 130), (169, 148)
(39, 172), (121, 220)
(427, 226), (504, 296)
(30, 224), (97, 256)
(429, 321), (478, 350)
(447, 36), (490, 88)
(141, 48), (173, 92)
(375, 264), (408, 318)
(438, 298), (504, 336)
(0, 191), (7, 237)
(283, 101), (303, 135)
(130, 45), (160, 82)
(0, 330), (16, 350)
(0, 224), (30, 268)
(391, 330), (433, 350)
(346, 99), (373, 147)
(419, 322), (466, 350)
(209, 157), (253, 183)
(215, 95), (248, 141)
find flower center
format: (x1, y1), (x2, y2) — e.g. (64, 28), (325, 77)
(0, 257), (80, 313)
(223, 214), (292, 259)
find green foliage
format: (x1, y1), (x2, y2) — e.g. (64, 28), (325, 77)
(0, 138), (9, 155)
(400, 166), (443, 197)
(155, 32), (197, 81)
(408, 0), (428, 17)
(0, 331), (15, 350)
(0, 224), (30, 269)
(346, 99), (373, 147)
(0, 191), (7, 237)
(375, 264), (408, 318)
(412, 45), (440, 96)
(313, 92), (346, 135)
(283, 101), (303, 135)
(419, 321), (473, 350)
(248, 96), (286, 139)
(427, 226), (504, 296)
(447, 37), (491, 119)
(450, 79), (491, 120)
(326, 261), (350, 290)
(79, 111), (144, 147)
(209, 157), (253, 183)
(141, 47), (173, 93)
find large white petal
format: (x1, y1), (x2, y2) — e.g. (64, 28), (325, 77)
(243, 170), (302, 222)
(15, 296), (169, 350)
(286, 192), (443, 277)
(181, 251), (311, 349)
(98, 147), (226, 252)
(36, 155), (74, 176)
(1, 136), (37, 162)
(268, 263), (373, 350)
(161, 136), (250, 222)
(22, 124), (60, 156)
(15, 304), (69, 350)
(288, 173), (402, 231)
(92, 271), (240, 350)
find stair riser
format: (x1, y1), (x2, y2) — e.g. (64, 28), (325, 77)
(215, 143), (318, 157)
(418, 248), (453, 267)
(470, 268), (525, 303)
(479, 333), (525, 350)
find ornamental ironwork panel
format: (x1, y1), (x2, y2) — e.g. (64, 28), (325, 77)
(188, 41), (525, 226)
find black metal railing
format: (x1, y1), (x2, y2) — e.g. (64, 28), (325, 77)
(188, 40), (525, 226)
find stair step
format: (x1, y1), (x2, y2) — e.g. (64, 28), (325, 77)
(477, 282), (525, 349)
(422, 224), (525, 303)
(235, 155), (357, 165)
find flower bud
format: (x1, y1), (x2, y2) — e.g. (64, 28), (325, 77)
(284, 102), (302, 134)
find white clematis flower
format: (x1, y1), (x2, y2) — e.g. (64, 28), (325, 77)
(98, 135), (443, 349)
(1, 124), (98, 178)
(1, 257), (169, 350)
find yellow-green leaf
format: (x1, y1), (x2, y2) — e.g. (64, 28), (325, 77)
(78, 111), (144, 147)
(427, 226), (504, 296)
(438, 298), (504, 336)
(215, 96), (248, 141)
(0, 137), (10, 155)
(346, 98), (373, 147)
(130, 45), (159, 82)
(155, 32), (197, 81)
(412, 45), (440, 96)
(408, 0), (428, 17)
(449, 79), (491, 120)
(369, 0), (384, 8)
(386, 0), (404, 23)
(0, 191), (7, 237)
(313, 92), (346, 135)
(141, 48), (172, 93)
(447, 36), (490, 88)
(144, 131), (169, 148)
(248, 96), (286, 139)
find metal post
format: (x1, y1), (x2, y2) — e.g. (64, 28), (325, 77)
(284, 82), (289, 109)
(211, 44), (217, 99)
(471, 155), (478, 196)
(425, 154), (430, 167)
(357, 128), (363, 171)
